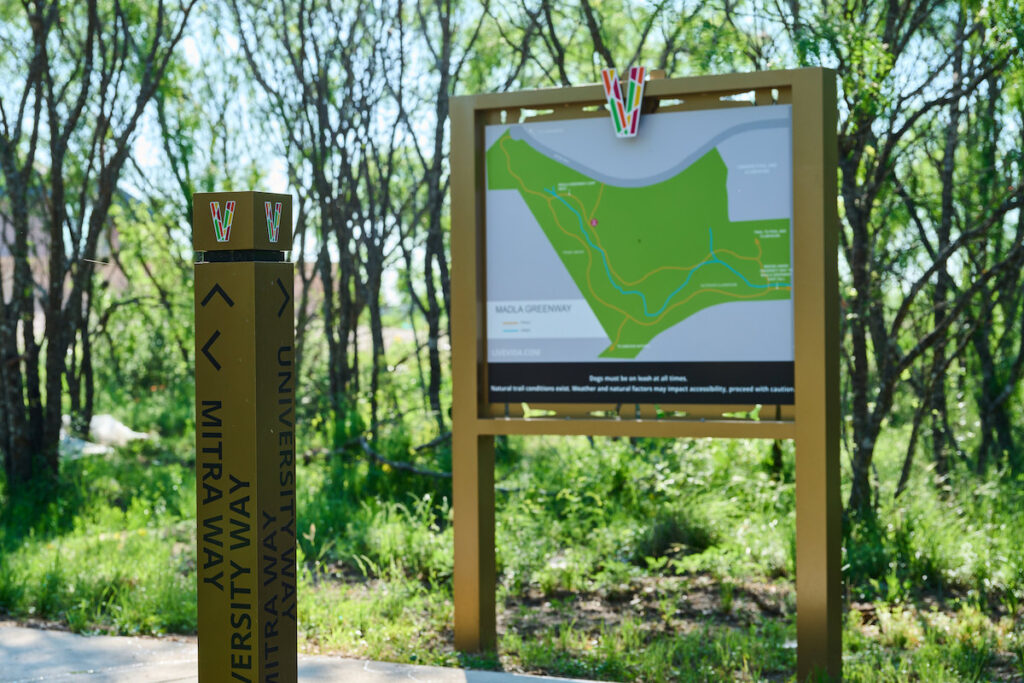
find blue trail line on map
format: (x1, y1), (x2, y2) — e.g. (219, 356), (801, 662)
(543, 188), (790, 318)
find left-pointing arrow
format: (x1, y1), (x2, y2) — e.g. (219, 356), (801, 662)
(201, 330), (222, 371)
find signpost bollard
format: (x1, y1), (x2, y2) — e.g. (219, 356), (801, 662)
(194, 192), (296, 683)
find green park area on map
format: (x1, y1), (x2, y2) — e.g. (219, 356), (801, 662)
(486, 130), (792, 358)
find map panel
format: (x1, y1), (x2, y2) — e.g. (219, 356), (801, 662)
(485, 105), (795, 404)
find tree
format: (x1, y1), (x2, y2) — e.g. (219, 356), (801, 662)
(767, 0), (1023, 513)
(0, 0), (197, 483)
(230, 0), (410, 438)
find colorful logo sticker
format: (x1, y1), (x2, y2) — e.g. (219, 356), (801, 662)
(601, 66), (647, 138)
(265, 201), (283, 243)
(210, 200), (235, 242)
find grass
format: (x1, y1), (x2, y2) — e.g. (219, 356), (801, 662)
(0, 440), (196, 636)
(2, 400), (1023, 681)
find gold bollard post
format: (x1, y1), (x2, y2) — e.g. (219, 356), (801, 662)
(193, 191), (297, 683)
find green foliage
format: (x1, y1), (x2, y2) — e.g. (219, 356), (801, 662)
(299, 457), (454, 585)
(502, 617), (794, 682)
(844, 426), (1024, 608)
(633, 502), (720, 563)
(92, 201), (195, 439)
(2, 403), (1024, 679)
(842, 604), (1023, 682)
(298, 573), (458, 667)
(0, 446), (195, 635)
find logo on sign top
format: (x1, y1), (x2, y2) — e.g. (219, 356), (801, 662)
(601, 67), (646, 138)
(210, 201), (236, 242)
(265, 201), (283, 243)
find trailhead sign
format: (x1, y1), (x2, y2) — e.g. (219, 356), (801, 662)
(451, 68), (841, 680)
(485, 105), (795, 405)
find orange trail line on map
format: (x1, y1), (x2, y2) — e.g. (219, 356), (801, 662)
(577, 201), (775, 305)
(498, 136), (770, 290)
(542, 197), (637, 325)
(501, 137), (639, 327)
(712, 237), (764, 269)
(590, 184), (606, 218)
(545, 195), (791, 330)
(500, 138), (558, 203)
(611, 316), (629, 350)
(498, 139), (713, 298)
(587, 221), (706, 287)
(624, 286), (792, 329)
(563, 193), (591, 222)
(587, 219), (768, 289)
(498, 137), (784, 332)
(565, 181), (767, 289)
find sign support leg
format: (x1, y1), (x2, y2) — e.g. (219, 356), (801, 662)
(795, 433), (841, 680)
(453, 429), (496, 652)
(793, 68), (841, 681)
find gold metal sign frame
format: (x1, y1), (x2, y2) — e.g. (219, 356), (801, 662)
(450, 68), (840, 680)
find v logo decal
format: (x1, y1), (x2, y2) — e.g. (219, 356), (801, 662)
(210, 201), (236, 242)
(601, 67), (647, 138)
(265, 201), (283, 243)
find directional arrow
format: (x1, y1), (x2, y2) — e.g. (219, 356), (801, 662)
(201, 330), (222, 371)
(276, 278), (290, 318)
(201, 283), (234, 308)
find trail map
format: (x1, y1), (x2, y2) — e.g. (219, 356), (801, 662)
(484, 105), (795, 404)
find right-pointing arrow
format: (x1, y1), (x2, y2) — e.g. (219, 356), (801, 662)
(201, 330), (222, 371)
(276, 278), (290, 318)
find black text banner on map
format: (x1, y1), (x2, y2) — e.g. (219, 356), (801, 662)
(488, 361), (794, 405)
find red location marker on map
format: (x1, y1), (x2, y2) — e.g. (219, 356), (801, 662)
(590, 219), (598, 227)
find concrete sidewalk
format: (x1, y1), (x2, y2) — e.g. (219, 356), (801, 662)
(0, 625), (596, 683)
